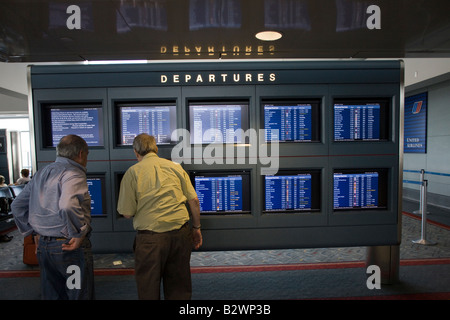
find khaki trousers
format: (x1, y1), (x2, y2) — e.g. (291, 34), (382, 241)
(133, 223), (193, 300)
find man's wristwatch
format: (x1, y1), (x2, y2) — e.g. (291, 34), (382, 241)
(192, 225), (201, 230)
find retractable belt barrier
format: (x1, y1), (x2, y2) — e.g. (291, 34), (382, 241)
(404, 169), (437, 246)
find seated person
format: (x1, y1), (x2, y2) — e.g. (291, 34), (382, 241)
(14, 169), (31, 185)
(0, 175), (7, 187)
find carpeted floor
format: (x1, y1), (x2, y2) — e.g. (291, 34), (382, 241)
(1, 259), (449, 300)
(0, 201), (449, 301)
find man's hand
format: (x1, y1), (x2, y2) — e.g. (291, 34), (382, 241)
(187, 197), (202, 250)
(62, 237), (83, 251)
(192, 229), (202, 250)
(34, 234), (40, 255)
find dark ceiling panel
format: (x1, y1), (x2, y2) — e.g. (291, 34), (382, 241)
(1, 0), (450, 62)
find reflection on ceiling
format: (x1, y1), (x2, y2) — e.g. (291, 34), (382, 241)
(0, 0), (450, 62)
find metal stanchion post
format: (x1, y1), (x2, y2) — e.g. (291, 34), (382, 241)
(413, 169), (429, 215)
(412, 180), (437, 246)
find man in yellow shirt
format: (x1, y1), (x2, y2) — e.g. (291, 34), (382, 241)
(117, 133), (202, 300)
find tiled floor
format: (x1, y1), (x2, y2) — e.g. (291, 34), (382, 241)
(1, 200), (449, 271)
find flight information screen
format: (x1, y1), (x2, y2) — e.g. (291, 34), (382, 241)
(189, 103), (249, 144)
(194, 175), (243, 213)
(49, 106), (103, 147)
(264, 104), (313, 142)
(265, 174), (312, 211)
(333, 171), (380, 209)
(87, 177), (105, 216)
(334, 103), (381, 141)
(118, 104), (177, 145)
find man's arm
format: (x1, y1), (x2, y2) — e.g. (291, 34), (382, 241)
(117, 170), (137, 219)
(187, 197), (202, 250)
(58, 174), (91, 250)
(59, 174), (90, 240)
(11, 183), (33, 237)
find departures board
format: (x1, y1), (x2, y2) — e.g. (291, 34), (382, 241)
(29, 60), (403, 252)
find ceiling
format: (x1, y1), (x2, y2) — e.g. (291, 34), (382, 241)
(1, 0), (450, 63)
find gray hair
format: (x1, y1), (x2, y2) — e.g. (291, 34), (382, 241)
(133, 133), (158, 156)
(56, 135), (88, 160)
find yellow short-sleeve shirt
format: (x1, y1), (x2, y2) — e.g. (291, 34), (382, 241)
(117, 153), (197, 233)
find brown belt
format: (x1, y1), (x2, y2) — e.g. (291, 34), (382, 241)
(40, 236), (67, 241)
(137, 222), (188, 235)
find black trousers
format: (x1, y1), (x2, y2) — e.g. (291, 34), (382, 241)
(133, 223), (193, 300)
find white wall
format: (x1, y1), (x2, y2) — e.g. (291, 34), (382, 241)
(0, 62), (29, 114)
(403, 58), (450, 87)
(0, 63), (28, 95)
(403, 77), (450, 208)
(0, 88), (28, 114)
